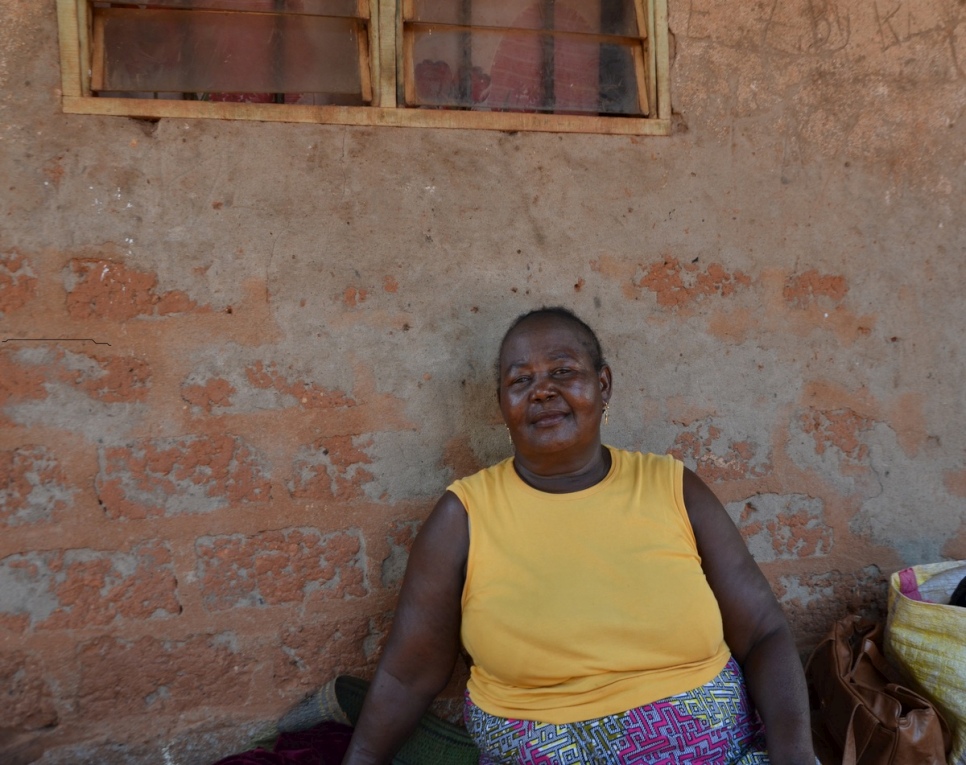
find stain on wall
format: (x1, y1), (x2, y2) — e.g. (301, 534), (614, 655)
(1, 2), (964, 763)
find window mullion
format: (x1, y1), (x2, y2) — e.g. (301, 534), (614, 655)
(369, 0), (391, 106)
(457, 0), (472, 104)
(89, 10), (106, 93)
(641, 0), (656, 118)
(401, 0), (414, 107)
(540, 0), (555, 111)
(653, 0), (670, 119)
(57, 0), (84, 97)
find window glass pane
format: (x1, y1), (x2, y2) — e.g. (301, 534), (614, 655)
(409, 0), (643, 37)
(409, 26), (643, 115)
(94, 8), (365, 98)
(95, 1), (364, 18)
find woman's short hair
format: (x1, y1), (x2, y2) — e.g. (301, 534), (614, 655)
(497, 307), (606, 377)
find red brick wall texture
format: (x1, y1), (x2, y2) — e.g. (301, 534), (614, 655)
(2, 1), (965, 763)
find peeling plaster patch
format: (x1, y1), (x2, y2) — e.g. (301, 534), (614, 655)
(97, 435), (271, 520)
(0, 445), (74, 526)
(1, 387), (147, 442)
(633, 258), (752, 311)
(670, 418), (771, 482)
(799, 407), (874, 466)
(777, 573), (834, 608)
(65, 258), (208, 320)
(1, 346), (150, 406)
(181, 376), (237, 413)
(275, 615), (386, 693)
(180, 347), (356, 416)
(289, 435), (374, 502)
(382, 520), (421, 588)
(0, 249), (37, 316)
(195, 528), (367, 611)
(726, 494), (832, 561)
(0, 347), (150, 439)
(782, 270), (848, 310)
(0, 651), (59, 731)
(76, 633), (256, 717)
(245, 361), (355, 410)
(786, 406), (876, 490)
(0, 555), (58, 631)
(0, 542), (180, 632)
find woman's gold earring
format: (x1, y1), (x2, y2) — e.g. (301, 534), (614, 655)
(603, 403), (610, 426)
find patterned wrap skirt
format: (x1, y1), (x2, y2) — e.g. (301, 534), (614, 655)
(464, 657), (769, 765)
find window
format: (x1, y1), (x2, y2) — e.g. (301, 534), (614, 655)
(57, 0), (670, 135)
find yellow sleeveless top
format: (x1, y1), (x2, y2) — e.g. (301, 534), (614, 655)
(448, 447), (730, 724)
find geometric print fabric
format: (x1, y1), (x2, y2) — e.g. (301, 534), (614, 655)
(465, 658), (769, 764)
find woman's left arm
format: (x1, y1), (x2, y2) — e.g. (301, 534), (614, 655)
(683, 467), (815, 765)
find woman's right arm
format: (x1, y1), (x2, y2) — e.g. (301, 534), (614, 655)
(341, 490), (470, 765)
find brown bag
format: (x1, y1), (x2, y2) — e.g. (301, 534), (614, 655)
(806, 615), (951, 765)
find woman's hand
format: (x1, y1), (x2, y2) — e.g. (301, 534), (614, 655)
(683, 469), (816, 765)
(341, 491), (469, 765)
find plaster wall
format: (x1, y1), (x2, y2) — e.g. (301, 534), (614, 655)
(1, 1), (965, 763)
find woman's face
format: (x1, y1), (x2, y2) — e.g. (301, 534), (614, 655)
(498, 316), (611, 464)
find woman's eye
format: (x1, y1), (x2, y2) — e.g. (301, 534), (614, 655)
(552, 368), (572, 377)
(510, 376), (530, 386)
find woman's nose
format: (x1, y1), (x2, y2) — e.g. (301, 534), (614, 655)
(529, 374), (557, 400)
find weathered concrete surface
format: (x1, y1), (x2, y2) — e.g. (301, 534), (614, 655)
(1, 1), (964, 762)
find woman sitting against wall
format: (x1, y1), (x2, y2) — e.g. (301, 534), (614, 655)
(341, 307), (816, 765)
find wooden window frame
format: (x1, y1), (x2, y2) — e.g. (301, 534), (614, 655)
(56, 0), (671, 136)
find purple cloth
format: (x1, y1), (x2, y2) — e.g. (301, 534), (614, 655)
(212, 721), (353, 765)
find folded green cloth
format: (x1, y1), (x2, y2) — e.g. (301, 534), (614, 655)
(250, 676), (478, 765)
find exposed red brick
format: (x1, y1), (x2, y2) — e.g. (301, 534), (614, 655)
(76, 633), (256, 717)
(0, 249), (37, 315)
(782, 270), (848, 309)
(637, 258), (752, 309)
(0, 445), (73, 526)
(65, 258), (205, 320)
(273, 613), (390, 694)
(343, 286), (368, 307)
(289, 435), (374, 501)
(181, 377), (236, 413)
(0, 346), (150, 417)
(943, 469), (966, 499)
(731, 494), (832, 561)
(383, 276), (399, 293)
(195, 528), (367, 611)
(72, 355), (151, 403)
(96, 434), (271, 520)
(798, 407), (874, 467)
(0, 542), (180, 631)
(244, 361), (355, 410)
(0, 651), (58, 730)
(670, 420), (771, 482)
(0, 613), (31, 633)
(0, 348), (48, 415)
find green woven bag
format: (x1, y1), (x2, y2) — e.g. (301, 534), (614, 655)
(251, 676), (479, 765)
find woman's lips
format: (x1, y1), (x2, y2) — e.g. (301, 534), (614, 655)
(531, 411), (567, 426)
